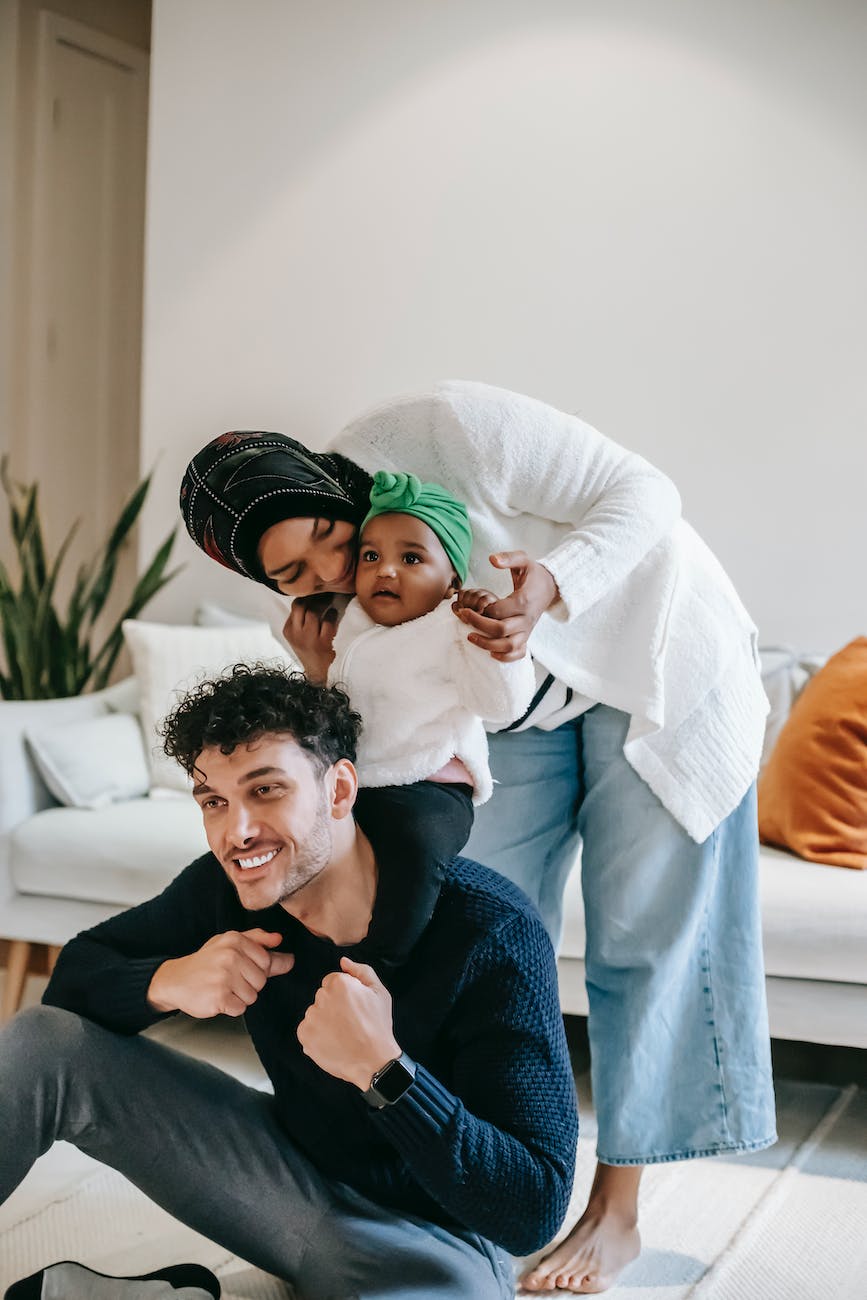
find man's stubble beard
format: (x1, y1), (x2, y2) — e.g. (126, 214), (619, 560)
(273, 790), (333, 904)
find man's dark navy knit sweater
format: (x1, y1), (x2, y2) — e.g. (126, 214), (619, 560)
(44, 806), (578, 1257)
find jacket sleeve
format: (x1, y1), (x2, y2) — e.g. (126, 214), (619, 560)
(43, 854), (224, 1034)
(449, 612), (537, 725)
(371, 913), (578, 1256)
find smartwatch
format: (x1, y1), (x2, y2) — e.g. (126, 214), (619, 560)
(362, 1052), (416, 1109)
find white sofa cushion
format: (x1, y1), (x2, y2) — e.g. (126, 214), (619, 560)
(10, 797), (208, 907)
(759, 845), (867, 984)
(25, 713), (150, 809)
(0, 693), (114, 837)
(195, 601), (270, 629)
(122, 619), (294, 794)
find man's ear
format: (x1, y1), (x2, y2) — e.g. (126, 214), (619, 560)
(328, 758), (358, 820)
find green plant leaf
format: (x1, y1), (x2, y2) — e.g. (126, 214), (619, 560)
(17, 483), (48, 589)
(125, 527), (180, 610)
(104, 474), (151, 556)
(65, 557), (94, 639)
(0, 462), (180, 699)
(31, 517), (78, 647)
(87, 529), (182, 691)
(2, 594), (38, 698)
(84, 475), (151, 627)
(0, 591), (26, 698)
(0, 550), (15, 597)
(1, 457), (27, 547)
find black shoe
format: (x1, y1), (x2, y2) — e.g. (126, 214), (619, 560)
(4, 1261), (221, 1299)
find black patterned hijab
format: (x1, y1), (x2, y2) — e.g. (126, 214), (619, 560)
(180, 432), (372, 587)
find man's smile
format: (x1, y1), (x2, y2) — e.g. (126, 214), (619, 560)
(234, 846), (283, 873)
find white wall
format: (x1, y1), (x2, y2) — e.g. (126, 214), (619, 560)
(140, 0), (867, 650)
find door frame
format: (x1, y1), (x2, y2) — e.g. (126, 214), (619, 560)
(25, 10), (149, 482)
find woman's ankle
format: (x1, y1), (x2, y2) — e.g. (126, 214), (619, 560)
(584, 1161), (643, 1223)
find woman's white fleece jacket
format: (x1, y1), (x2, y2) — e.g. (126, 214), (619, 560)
(334, 379), (769, 843)
(327, 597), (536, 805)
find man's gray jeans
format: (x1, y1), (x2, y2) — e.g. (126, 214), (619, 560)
(0, 1007), (515, 1299)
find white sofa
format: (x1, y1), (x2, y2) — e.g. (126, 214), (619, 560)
(2, 651), (866, 1045)
(0, 677), (207, 1017)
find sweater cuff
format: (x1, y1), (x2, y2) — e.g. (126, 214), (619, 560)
(371, 1063), (460, 1147)
(107, 957), (175, 1029)
(538, 560), (571, 625)
(539, 542), (603, 623)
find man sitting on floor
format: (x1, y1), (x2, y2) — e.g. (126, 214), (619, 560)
(0, 665), (578, 1300)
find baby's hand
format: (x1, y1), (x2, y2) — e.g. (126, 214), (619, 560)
(453, 554), (558, 661)
(453, 587), (499, 615)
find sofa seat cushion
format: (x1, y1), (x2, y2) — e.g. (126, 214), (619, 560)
(10, 798), (209, 908)
(558, 845), (867, 986)
(760, 845), (867, 984)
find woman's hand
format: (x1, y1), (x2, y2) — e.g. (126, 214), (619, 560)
(453, 552), (559, 661)
(283, 594), (339, 682)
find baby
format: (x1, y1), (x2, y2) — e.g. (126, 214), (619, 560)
(327, 470), (534, 803)
(317, 471), (535, 877)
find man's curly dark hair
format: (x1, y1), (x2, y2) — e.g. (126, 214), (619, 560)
(160, 663), (362, 777)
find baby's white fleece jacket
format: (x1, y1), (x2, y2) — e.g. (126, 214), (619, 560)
(327, 598), (536, 805)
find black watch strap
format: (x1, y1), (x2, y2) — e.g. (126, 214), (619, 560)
(362, 1052), (416, 1109)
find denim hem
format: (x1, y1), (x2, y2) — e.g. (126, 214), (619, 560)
(597, 1131), (778, 1166)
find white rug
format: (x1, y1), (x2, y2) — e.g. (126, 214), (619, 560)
(1, 1012), (865, 1299)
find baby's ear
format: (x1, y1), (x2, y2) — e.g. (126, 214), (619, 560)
(448, 573), (461, 595)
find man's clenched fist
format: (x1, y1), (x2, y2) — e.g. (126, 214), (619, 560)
(148, 928), (294, 1019)
(296, 957), (400, 1091)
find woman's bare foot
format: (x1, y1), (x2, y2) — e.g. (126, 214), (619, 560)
(521, 1163), (642, 1293)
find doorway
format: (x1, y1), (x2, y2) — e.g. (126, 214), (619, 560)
(24, 10), (149, 571)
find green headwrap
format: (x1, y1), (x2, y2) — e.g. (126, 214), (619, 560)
(362, 471), (473, 583)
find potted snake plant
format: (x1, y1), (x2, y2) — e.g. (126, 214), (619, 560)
(0, 456), (181, 699)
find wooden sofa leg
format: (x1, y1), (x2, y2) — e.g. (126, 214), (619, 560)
(46, 944), (62, 975)
(1, 940), (32, 1022)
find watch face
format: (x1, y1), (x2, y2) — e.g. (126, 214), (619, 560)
(374, 1057), (415, 1105)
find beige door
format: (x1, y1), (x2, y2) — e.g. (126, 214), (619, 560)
(25, 11), (148, 571)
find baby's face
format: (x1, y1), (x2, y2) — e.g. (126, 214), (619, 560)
(355, 513), (458, 626)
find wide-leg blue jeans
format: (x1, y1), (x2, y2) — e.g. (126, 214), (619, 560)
(465, 704), (777, 1164)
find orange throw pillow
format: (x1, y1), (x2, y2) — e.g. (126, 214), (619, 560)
(758, 637), (867, 869)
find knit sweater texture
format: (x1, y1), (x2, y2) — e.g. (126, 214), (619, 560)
(43, 826), (578, 1257)
(335, 380), (769, 841)
(328, 597), (536, 803)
